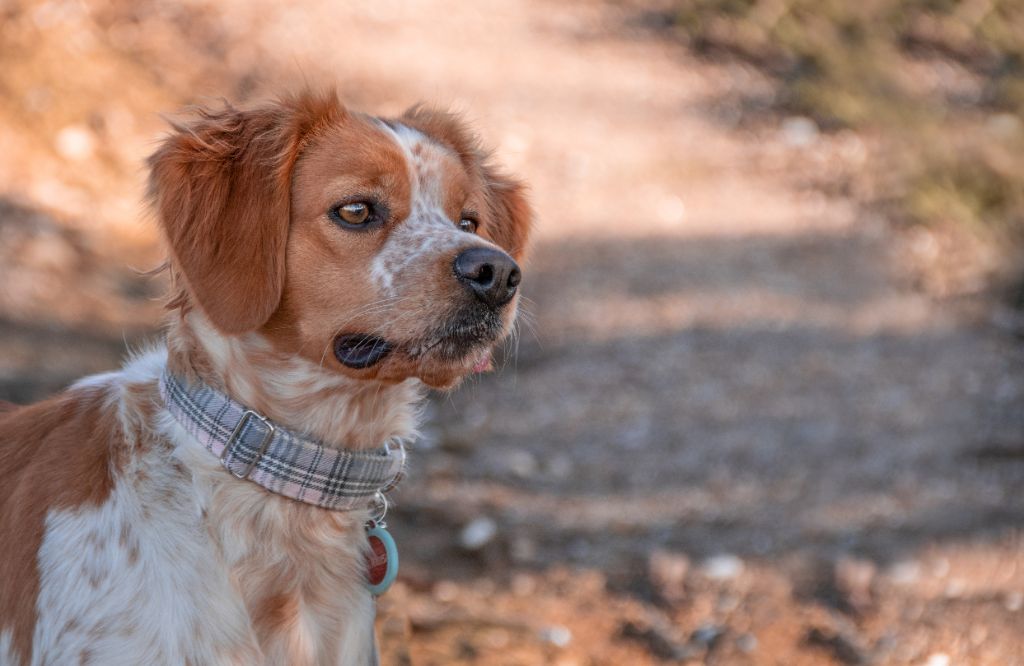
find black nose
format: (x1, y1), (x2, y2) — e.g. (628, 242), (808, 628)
(453, 247), (521, 308)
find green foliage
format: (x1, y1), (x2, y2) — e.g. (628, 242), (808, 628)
(671, 0), (1023, 125)
(670, 0), (1024, 285)
(904, 132), (1024, 239)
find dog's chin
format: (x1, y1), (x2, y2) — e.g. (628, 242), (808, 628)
(332, 318), (506, 387)
(409, 344), (495, 389)
(399, 325), (502, 388)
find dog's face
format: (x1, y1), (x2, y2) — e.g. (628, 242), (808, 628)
(150, 92), (531, 388)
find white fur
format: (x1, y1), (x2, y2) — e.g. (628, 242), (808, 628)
(371, 123), (501, 298)
(2, 117), (512, 666)
(9, 339), (418, 665)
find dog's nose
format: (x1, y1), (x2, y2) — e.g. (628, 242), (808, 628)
(453, 247), (521, 308)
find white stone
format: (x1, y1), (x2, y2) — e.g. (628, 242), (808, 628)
(780, 116), (819, 147)
(540, 625), (572, 647)
(459, 517), (498, 550)
(55, 125), (96, 161)
(702, 554), (744, 580)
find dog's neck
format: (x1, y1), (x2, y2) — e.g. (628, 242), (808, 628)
(165, 312), (423, 451)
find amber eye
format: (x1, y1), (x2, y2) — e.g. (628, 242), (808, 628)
(338, 202), (370, 225)
(458, 217), (478, 234)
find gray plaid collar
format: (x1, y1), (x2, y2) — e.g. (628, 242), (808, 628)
(159, 371), (405, 511)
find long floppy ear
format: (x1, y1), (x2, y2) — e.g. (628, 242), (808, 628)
(399, 106), (534, 261)
(148, 92), (342, 333)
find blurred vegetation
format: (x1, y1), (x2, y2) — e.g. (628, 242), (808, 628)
(667, 0), (1024, 298)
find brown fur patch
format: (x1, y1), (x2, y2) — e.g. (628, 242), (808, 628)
(0, 386), (123, 664)
(149, 90), (346, 334)
(251, 592), (300, 637)
(259, 111), (413, 366)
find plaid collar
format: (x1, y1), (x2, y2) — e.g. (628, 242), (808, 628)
(159, 371), (405, 511)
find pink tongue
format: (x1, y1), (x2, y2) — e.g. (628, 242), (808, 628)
(472, 353), (492, 373)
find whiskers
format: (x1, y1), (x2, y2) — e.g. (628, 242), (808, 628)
(314, 296), (409, 369)
(497, 296), (538, 378)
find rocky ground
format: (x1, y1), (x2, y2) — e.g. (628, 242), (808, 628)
(1, 1), (1023, 664)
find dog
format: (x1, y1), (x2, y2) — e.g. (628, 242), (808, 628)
(0, 89), (531, 665)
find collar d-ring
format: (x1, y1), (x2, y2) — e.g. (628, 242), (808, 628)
(369, 490), (388, 525)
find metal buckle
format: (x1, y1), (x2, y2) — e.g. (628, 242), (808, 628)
(221, 409), (275, 479)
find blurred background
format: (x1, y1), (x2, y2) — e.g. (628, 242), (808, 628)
(1, 0), (1023, 663)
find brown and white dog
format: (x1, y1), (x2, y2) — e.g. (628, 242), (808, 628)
(0, 89), (531, 665)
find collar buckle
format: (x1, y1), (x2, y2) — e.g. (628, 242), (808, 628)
(221, 409), (275, 479)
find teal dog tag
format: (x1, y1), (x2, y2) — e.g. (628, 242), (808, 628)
(365, 521), (399, 596)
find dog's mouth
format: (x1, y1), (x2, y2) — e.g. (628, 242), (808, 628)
(333, 334), (392, 369)
(333, 311), (507, 374)
(411, 313), (504, 362)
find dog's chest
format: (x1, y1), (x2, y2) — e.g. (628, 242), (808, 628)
(31, 434), (376, 666)
(205, 478), (377, 664)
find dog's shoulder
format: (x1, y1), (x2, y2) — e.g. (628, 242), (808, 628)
(0, 380), (126, 665)
(0, 382), (122, 499)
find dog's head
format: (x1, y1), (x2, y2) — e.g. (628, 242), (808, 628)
(149, 91), (531, 389)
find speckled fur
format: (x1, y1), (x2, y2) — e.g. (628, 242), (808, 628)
(0, 90), (531, 665)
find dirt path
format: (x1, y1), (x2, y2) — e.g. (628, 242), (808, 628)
(2, 1), (1023, 663)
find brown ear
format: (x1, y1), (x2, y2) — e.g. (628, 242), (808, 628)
(399, 106), (533, 261)
(148, 92), (342, 333)
(480, 166), (533, 262)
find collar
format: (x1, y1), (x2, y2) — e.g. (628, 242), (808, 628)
(159, 371), (406, 511)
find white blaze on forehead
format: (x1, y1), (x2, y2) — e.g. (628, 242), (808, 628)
(370, 121), (487, 296)
(388, 123), (448, 211)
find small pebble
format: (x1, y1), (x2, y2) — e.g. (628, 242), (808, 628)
(540, 625), (572, 647)
(780, 116), (819, 147)
(924, 653), (950, 666)
(887, 560), (921, 585)
(459, 517), (497, 550)
(55, 125), (96, 161)
(736, 633), (758, 654)
(702, 554), (744, 580)
(691, 623), (725, 647)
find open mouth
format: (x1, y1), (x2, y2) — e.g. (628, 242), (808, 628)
(333, 334), (392, 369)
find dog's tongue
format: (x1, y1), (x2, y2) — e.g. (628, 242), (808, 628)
(472, 352), (493, 373)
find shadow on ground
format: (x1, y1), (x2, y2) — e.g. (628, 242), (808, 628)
(392, 230), (1024, 592)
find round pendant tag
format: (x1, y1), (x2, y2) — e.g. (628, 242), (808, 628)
(365, 522), (399, 596)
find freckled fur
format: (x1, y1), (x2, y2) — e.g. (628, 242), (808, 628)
(0, 88), (532, 665)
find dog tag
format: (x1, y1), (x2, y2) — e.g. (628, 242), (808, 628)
(365, 520), (398, 596)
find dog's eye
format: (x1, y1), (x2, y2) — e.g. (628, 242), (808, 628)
(458, 217), (478, 234)
(337, 202), (371, 225)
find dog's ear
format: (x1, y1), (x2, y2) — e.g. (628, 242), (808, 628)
(399, 106), (534, 261)
(479, 165), (532, 262)
(149, 92), (343, 334)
